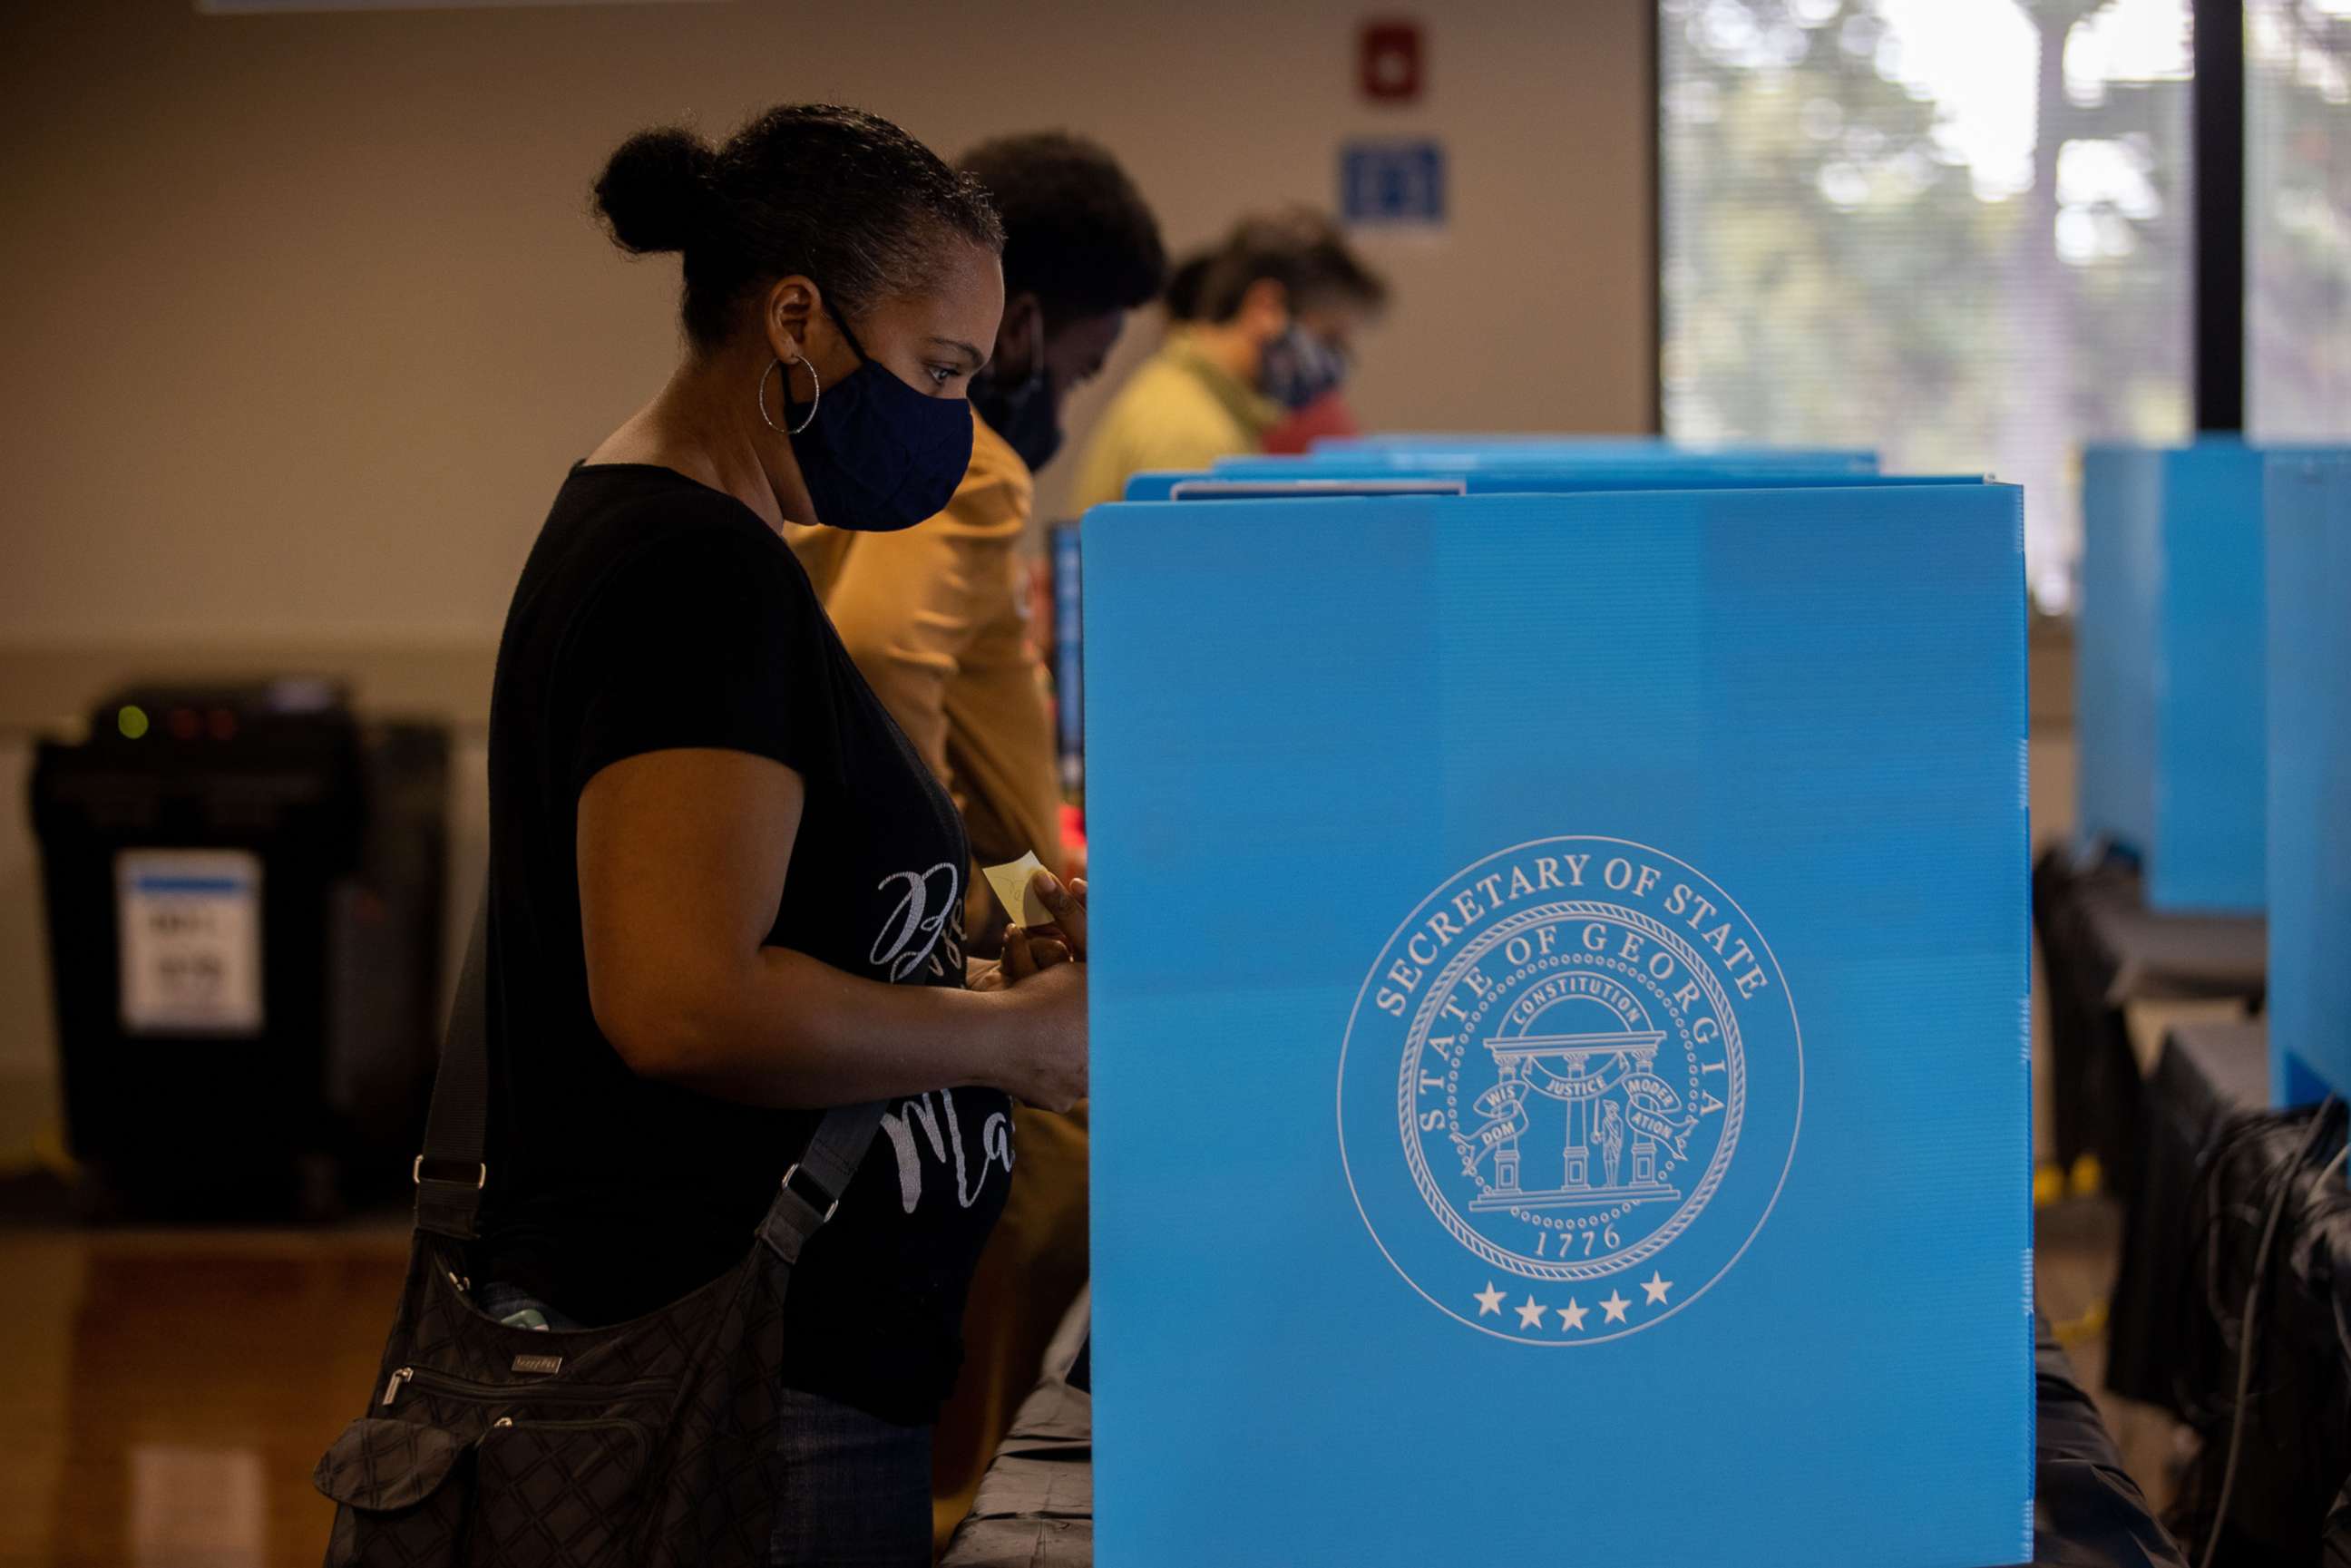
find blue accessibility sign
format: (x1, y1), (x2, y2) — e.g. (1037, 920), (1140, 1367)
(1340, 139), (1445, 227)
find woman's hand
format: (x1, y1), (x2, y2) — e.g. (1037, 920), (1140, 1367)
(1027, 872), (1088, 960)
(973, 870), (1089, 1110)
(966, 879), (1086, 1108)
(968, 926), (1068, 992)
(980, 872), (1088, 1108)
(985, 954), (1088, 1112)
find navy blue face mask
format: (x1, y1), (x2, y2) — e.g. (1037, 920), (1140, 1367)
(967, 309), (1063, 473)
(1259, 324), (1351, 412)
(771, 302), (974, 532)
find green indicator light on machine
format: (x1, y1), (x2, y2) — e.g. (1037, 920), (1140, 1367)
(117, 705), (149, 740)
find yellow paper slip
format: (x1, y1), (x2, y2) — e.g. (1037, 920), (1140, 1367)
(981, 851), (1054, 928)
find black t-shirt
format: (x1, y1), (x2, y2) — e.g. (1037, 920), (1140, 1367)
(477, 462), (1014, 1426)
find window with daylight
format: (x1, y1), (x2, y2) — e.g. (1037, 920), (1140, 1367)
(1660, 0), (2196, 612)
(2248, 0), (2351, 439)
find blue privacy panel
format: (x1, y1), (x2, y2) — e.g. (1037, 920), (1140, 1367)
(2079, 442), (2351, 912)
(1084, 487), (2033, 1568)
(2157, 447), (2272, 911)
(2076, 447), (2164, 870)
(1229, 446), (1878, 476)
(1123, 467), (1968, 502)
(1313, 435), (1879, 469)
(2267, 454), (2351, 1105)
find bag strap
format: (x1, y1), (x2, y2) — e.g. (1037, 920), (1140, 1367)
(415, 885), (492, 1239)
(756, 1099), (887, 1265)
(415, 879), (888, 1254)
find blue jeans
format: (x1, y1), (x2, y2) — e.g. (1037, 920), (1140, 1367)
(767, 1385), (932, 1566)
(474, 1282), (931, 1566)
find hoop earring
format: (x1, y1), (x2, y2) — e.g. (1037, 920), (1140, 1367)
(758, 355), (820, 437)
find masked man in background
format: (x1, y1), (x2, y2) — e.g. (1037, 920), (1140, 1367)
(1071, 207), (1387, 510)
(785, 130), (1166, 1552)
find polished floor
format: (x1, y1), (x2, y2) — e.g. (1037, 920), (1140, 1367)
(0, 1194), (2175, 1567)
(0, 1218), (410, 1568)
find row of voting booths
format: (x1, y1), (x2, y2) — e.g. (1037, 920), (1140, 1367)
(2075, 441), (2351, 1102)
(2060, 442), (2351, 1562)
(1070, 442), (2042, 1566)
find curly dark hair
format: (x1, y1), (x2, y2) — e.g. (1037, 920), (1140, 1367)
(956, 131), (1166, 322)
(592, 104), (1004, 348)
(1196, 208), (1387, 325)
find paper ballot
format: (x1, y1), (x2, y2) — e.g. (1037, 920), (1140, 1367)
(981, 852), (1054, 928)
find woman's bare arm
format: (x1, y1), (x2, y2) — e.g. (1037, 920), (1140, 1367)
(576, 747), (1086, 1111)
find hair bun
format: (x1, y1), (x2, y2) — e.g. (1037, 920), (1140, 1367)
(594, 127), (716, 255)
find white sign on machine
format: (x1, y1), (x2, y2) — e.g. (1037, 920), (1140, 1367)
(115, 850), (265, 1035)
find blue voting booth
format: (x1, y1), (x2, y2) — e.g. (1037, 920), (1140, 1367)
(1226, 444), (1879, 476)
(1125, 467), (1982, 502)
(1083, 484), (2033, 1567)
(1312, 435), (1879, 469)
(2267, 453), (2351, 1106)
(1120, 446), (1921, 506)
(2076, 441), (2351, 913)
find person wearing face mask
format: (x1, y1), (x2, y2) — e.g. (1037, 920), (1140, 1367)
(779, 132), (1164, 1548)
(464, 107), (1089, 1565)
(1261, 316), (1370, 455)
(1158, 240), (1362, 453)
(789, 131), (1162, 955)
(1070, 207), (1388, 511)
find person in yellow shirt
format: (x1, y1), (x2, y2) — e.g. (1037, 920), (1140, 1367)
(1071, 208), (1388, 510)
(785, 130), (1165, 1553)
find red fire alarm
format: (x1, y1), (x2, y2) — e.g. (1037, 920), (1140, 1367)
(1359, 19), (1424, 104)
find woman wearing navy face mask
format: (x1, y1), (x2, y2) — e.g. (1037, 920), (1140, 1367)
(472, 106), (1088, 1564)
(774, 131), (1166, 1550)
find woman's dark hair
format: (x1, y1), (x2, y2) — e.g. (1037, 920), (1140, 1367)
(1196, 208), (1388, 325)
(954, 132), (1166, 323)
(1162, 248), (1216, 325)
(593, 104), (1005, 348)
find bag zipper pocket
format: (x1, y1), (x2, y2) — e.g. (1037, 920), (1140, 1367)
(484, 1414), (653, 1445)
(471, 1415), (655, 1564)
(380, 1365), (673, 1411)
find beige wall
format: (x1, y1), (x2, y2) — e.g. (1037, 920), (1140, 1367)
(0, 0), (1655, 1157)
(0, 0), (1654, 683)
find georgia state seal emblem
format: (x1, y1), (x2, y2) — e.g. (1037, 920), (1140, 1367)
(1338, 836), (1802, 1344)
